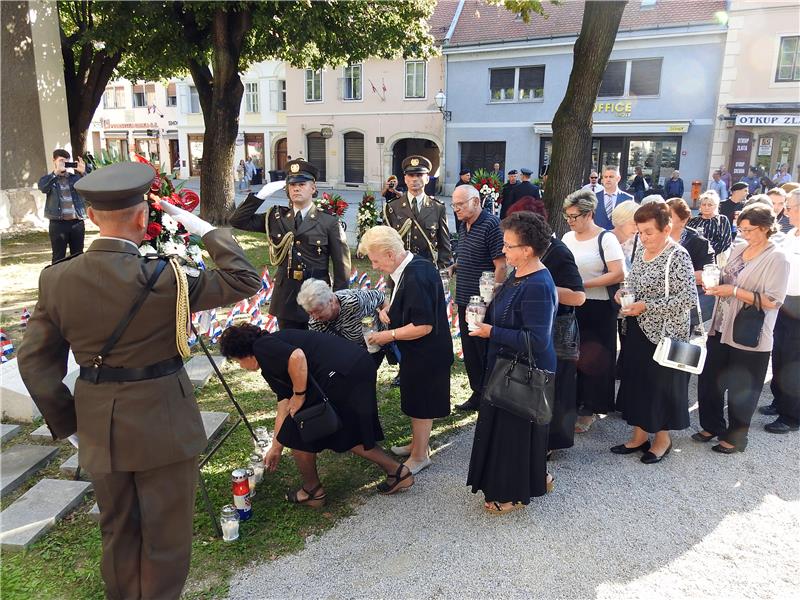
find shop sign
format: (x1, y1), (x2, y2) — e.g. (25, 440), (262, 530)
(735, 114), (800, 127)
(730, 130), (753, 179)
(758, 137), (774, 156)
(667, 124), (689, 133)
(593, 101), (632, 117)
(103, 121), (158, 129)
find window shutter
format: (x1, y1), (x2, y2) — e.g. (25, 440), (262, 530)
(269, 79), (280, 111)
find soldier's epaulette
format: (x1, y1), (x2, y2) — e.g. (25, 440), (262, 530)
(271, 205), (291, 216)
(44, 251), (83, 268)
(430, 196), (443, 204)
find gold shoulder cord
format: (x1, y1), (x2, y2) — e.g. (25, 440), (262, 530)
(169, 257), (192, 359)
(265, 211), (294, 266)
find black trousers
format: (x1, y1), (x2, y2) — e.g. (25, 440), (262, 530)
(697, 334), (771, 450)
(458, 304), (488, 404)
(48, 219), (84, 263)
(575, 299), (618, 416)
(277, 318), (308, 331)
(770, 296), (800, 425)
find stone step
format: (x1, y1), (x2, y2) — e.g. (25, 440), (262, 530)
(201, 411), (229, 442)
(30, 424), (53, 440)
(185, 355), (226, 387)
(1, 423), (21, 443)
(0, 478), (93, 551)
(60, 452), (82, 477)
(0, 444), (59, 497)
(0, 353), (80, 422)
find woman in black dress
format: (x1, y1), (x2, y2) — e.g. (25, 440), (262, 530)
(467, 212), (558, 514)
(358, 226), (453, 475)
(219, 324), (414, 506)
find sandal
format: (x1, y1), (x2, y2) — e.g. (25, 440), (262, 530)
(574, 415), (596, 434)
(484, 501), (525, 515)
(377, 464), (414, 495)
(286, 483), (326, 508)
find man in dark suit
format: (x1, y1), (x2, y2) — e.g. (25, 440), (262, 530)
(505, 167), (540, 208)
(18, 162), (261, 600)
(383, 155), (452, 269)
(499, 169), (520, 219)
(230, 159), (351, 330)
(594, 166), (634, 230)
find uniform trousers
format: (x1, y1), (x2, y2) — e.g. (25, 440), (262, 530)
(458, 304), (488, 405)
(92, 456), (198, 600)
(48, 218), (84, 263)
(770, 296), (800, 426)
(697, 334), (771, 450)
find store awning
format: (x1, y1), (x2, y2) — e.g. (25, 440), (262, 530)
(532, 120), (691, 135)
(726, 102), (800, 112)
(103, 131), (129, 138)
(132, 129), (158, 137)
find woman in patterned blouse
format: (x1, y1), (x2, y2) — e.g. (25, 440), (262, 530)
(687, 191), (732, 259)
(612, 202), (698, 464)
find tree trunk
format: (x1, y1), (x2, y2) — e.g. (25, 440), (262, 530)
(542, 0), (627, 236)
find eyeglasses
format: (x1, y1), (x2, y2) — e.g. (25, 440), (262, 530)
(502, 242), (526, 250)
(738, 226), (762, 234)
(452, 202), (472, 210)
(563, 212), (586, 222)
(589, 177), (598, 180)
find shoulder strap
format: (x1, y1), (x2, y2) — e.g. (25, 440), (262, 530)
(92, 258), (168, 367)
(598, 230), (609, 273)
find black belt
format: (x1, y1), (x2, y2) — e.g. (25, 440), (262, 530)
(79, 355), (183, 384)
(289, 268), (330, 282)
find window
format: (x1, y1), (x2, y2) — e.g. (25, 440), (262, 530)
(599, 58), (662, 97)
(102, 87), (120, 109)
(244, 82), (259, 113)
(269, 79), (287, 111)
(145, 84), (156, 106)
(343, 132), (365, 183)
(405, 60), (426, 98)
(189, 86), (200, 113)
(342, 64), (362, 101)
(166, 82), (177, 107)
(776, 36), (800, 82)
(489, 66), (545, 102)
(305, 69), (322, 102)
(132, 85), (147, 108)
(460, 142), (506, 173)
(280, 80), (287, 110)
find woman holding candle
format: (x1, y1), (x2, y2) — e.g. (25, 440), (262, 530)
(687, 191), (732, 260)
(219, 324), (414, 505)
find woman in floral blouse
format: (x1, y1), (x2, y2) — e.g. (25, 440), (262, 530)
(612, 202), (698, 464)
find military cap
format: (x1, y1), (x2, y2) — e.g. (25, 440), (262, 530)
(73, 162), (154, 210)
(402, 155), (432, 174)
(459, 169), (471, 176)
(520, 168), (533, 176)
(730, 181), (749, 192)
(285, 159), (319, 184)
(507, 169), (518, 175)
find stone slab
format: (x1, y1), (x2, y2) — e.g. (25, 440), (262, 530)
(60, 452), (82, 477)
(0, 444), (59, 497)
(202, 411), (229, 442)
(0, 352), (80, 422)
(30, 424), (53, 440)
(0, 478), (92, 551)
(1, 423), (21, 443)
(88, 502), (100, 522)
(185, 355), (225, 387)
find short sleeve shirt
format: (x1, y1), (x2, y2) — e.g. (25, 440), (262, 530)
(455, 211), (504, 305)
(562, 230), (625, 300)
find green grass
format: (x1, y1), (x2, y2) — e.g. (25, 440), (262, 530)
(0, 231), (473, 599)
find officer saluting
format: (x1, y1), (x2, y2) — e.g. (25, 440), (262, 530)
(383, 155), (451, 268)
(230, 159), (350, 330)
(18, 163), (260, 600)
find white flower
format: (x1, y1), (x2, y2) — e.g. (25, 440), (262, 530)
(161, 213), (179, 233)
(186, 244), (202, 261)
(139, 244), (157, 256)
(162, 240), (187, 258)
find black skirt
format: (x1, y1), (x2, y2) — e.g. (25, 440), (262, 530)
(467, 400), (549, 505)
(277, 355), (384, 453)
(620, 317), (690, 433)
(575, 299), (618, 415)
(399, 358), (451, 419)
(548, 359), (577, 450)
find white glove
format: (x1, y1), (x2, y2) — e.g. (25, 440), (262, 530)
(160, 201), (215, 237)
(256, 180), (286, 200)
(68, 433), (79, 449)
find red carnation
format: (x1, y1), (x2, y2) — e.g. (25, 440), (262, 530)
(145, 222), (163, 240)
(178, 189), (200, 212)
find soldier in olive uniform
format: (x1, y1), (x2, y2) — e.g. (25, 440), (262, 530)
(230, 159), (351, 330)
(18, 162), (261, 600)
(383, 155), (452, 269)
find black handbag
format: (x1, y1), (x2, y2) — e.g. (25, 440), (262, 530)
(482, 330), (555, 425)
(292, 374), (342, 443)
(732, 291), (765, 348)
(552, 311), (579, 361)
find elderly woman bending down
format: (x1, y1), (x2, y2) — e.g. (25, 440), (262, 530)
(358, 226), (453, 475)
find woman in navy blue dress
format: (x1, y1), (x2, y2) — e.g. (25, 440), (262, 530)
(467, 212), (557, 514)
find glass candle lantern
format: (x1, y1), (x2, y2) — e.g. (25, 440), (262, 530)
(257, 440), (269, 460)
(466, 296), (487, 332)
(619, 282), (636, 309)
(249, 453), (264, 484)
(479, 271), (495, 304)
(361, 316), (381, 353)
(253, 426), (270, 452)
(220, 504), (240, 542)
(702, 264), (721, 289)
(439, 269), (450, 292)
(245, 467), (256, 498)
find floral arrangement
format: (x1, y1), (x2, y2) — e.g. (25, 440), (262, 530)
(356, 189), (378, 240)
(134, 154), (203, 264)
(314, 191), (349, 218)
(471, 168), (503, 215)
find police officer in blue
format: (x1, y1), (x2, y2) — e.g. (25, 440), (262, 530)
(230, 159), (351, 330)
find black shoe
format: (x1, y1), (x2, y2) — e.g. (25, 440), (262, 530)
(691, 431), (715, 443)
(610, 440), (651, 455)
(391, 375), (401, 388)
(758, 404), (779, 416)
(456, 400), (479, 412)
(764, 418), (800, 434)
(711, 443), (742, 454)
(641, 443), (672, 464)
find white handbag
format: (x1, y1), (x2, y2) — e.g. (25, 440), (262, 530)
(652, 248), (708, 374)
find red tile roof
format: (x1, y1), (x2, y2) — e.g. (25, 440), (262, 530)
(448, 0), (726, 46)
(429, 0), (460, 42)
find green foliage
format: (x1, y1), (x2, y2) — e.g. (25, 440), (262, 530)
(490, 0), (550, 22)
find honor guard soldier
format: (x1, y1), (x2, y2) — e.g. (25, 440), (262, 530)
(18, 163), (260, 600)
(383, 155), (452, 268)
(230, 159), (351, 330)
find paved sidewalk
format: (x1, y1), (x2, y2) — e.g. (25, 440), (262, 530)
(227, 379), (800, 599)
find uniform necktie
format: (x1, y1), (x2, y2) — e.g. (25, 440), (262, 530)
(412, 196), (420, 218)
(294, 211), (303, 229)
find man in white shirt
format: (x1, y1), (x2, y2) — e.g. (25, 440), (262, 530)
(581, 171), (601, 194)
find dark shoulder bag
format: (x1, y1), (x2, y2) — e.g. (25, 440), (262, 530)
(292, 373), (342, 443)
(732, 291), (765, 348)
(541, 243), (579, 361)
(483, 329), (555, 425)
(598, 230), (620, 305)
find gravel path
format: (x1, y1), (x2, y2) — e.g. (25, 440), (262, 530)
(227, 379), (800, 600)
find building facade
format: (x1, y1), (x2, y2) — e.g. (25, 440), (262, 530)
(710, 0), (800, 184)
(442, 0), (727, 196)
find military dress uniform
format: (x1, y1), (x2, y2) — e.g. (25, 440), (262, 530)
(229, 159), (350, 329)
(18, 163), (260, 600)
(383, 155), (452, 269)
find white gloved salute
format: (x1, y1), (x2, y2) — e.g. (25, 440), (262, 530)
(256, 180), (286, 200)
(159, 198), (216, 237)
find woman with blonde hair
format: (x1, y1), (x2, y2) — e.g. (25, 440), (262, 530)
(611, 200), (639, 268)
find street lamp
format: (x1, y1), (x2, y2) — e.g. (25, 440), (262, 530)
(434, 90), (451, 121)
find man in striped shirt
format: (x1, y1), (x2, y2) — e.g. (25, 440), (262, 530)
(451, 186), (506, 412)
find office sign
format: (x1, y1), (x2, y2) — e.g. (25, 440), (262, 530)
(735, 114), (800, 127)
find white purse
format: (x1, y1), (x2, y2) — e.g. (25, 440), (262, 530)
(652, 248), (708, 375)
